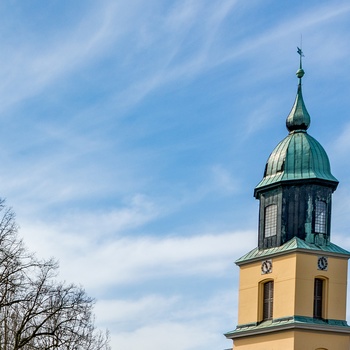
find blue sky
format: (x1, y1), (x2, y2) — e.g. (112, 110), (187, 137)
(1, 1), (350, 349)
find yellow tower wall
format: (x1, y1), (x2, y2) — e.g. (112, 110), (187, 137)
(294, 253), (348, 320)
(238, 253), (297, 324)
(237, 251), (349, 326)
(233, 330), (294, 350)
(294, 329), (350, 350)
(233, 329), (350, 350)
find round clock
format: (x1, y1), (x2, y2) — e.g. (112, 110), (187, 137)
(317, 256), (328, 271)
(261, 260), (272, 274)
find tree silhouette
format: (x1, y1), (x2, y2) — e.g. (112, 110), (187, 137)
(0, 199), (110, 350)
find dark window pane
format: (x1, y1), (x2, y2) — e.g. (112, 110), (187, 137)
(264, 205), (277, 237)
(315, 201), (326, 234)
(314, 278), (323, 319)
(263, 281), (273, 320)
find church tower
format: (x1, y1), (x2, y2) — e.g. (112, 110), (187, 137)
(225, 51), (350, 349)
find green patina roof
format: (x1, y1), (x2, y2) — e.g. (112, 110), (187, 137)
(225, 315), (350, 339)
(235, 237), (350, 265)
(254, 67), (338, 196)
(286, 81), (310, 132)
(255, 131), (338, 192)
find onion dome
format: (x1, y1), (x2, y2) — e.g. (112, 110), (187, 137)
(254, 63), (338, 197)
(286, 71), (310, 131)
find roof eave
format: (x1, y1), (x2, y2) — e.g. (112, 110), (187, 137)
(254, 177), (339, 198)
(235, 238), (350, 266)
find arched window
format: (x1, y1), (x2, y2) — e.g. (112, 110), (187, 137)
(315, 200), (327, 234)
(264, 204), (277, 237)
(313, 278), (324, 319)
(263, 281), (274, 320)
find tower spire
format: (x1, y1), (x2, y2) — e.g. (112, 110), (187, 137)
(285, 47), (310, 132)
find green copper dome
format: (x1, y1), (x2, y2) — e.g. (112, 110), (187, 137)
(255, 131), (338, 193)
(254, 65), (338, 196)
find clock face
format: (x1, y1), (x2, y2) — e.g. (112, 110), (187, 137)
(261, 260), (272, 274)
(317, 256), (328, 271)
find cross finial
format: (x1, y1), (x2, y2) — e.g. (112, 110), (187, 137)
(297, 47), (304, 69)
(296, 46), (305, 83)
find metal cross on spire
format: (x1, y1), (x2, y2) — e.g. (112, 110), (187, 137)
(296, 46), (305, 83)
(297, 46), (304, 69)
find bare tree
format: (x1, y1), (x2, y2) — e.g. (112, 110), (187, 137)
(0, 200), (111, 350)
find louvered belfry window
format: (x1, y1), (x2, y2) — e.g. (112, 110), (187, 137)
(314, 278), (323, 319)
(315, 200), (327, 234)
(263, 281), (274, 320)
(264, 204), (277, 237)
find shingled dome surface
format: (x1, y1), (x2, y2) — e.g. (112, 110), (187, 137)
(255, 131), (338, 191)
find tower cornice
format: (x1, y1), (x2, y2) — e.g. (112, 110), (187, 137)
(235, 237), (350, 266)
(225, 316), (350, 340)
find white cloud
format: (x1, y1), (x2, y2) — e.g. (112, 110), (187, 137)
(0, 0), (348, 120)
(19, 211), (245, 350)
(0, 2), (349, 350)
(106, 1), (350, 118)
(95, 295), (180, 327)
(111, 322), (218, 350)
(0, 1), (154, 113)
(101, 291), (236, 350)
(211, 164), (240, 194)
(332, 123), (350, 155)
(20, 217), (253, 291)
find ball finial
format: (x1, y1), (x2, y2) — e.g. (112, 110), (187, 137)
(296, 68), (304, 79)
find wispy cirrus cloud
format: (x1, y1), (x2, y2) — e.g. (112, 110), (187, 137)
(1, 2), (349, 350)
(97, 291), (237, 349)
(98, 291), (236, 350)
(106, 1), (350, 119)
(20, 220), (254, 290)
(0, 1), (149, 113)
